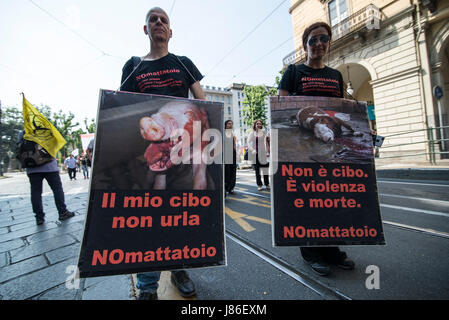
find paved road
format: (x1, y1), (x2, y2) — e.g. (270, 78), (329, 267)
(1, 169), (448, 300)
(218, 171), (449, 300)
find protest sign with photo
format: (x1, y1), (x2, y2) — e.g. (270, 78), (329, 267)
(80, 133), (95, 153)
(270, 96), (385, 246)
(78, 90), (226, 277)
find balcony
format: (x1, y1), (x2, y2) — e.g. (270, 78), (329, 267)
(282, 4), (383, 66)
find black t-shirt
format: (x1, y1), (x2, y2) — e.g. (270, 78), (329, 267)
(120, 53), (203, 98)
(279, 63), (344, 98)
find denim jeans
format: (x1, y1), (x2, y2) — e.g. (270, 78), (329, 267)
(27, 172), (67, 219)
(136, 270), (184, 293)
(136, 272), (161, 293)
(82, 165), (89, 178)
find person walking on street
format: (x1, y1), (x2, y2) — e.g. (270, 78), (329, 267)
(120, 7), (206, 300)
(18, 131), (75, 225)
(278, 21), (355, 277)
(80, 154), (89, 179)
(247, 120), (270, 191)
(64, 154), (77, 180)
(224, 120), (237, 195)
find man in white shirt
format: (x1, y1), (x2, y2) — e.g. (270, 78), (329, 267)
(64, 154), (77, 180)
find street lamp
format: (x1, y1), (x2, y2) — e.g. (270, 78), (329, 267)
(347, 82), (354, 96)
(346, 66), (354, 96)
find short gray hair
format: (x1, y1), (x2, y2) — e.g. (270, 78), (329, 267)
(145, 7), (169, 24)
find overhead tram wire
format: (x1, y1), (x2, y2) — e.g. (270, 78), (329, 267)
(28, 0), (123, 61)
(203, 0), (289, 79)
(169, 0), (176, 16)
(226, 36), (293, 84)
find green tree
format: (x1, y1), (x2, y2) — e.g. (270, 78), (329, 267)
(0, 106), (23, 173)
(242, 85), (273, 129)
(83, 118), (96, 133)
(51, 110), (79, 158)
(274, 69), (285, 88)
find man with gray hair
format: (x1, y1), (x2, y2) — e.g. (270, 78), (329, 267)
(120, 7), (205, 300)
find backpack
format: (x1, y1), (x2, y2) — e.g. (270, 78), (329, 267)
(16, 133), (53, 168)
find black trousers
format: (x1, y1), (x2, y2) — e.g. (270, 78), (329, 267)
(225, 164), (237, 192)
(28, 172), (67, 219)
(68, 168), (76, 180)
(254, 162), (269, 187)
(300, 247), (345, 264)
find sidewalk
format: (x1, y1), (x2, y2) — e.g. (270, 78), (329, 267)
(374, 159), (449, 181)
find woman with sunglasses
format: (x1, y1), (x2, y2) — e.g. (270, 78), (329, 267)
(278, 22), (355, 276)
(279, 22), (344, 97)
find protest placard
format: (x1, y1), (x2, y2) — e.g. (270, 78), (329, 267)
(78, 90), (226, 277)
(270, 96), (385, 246)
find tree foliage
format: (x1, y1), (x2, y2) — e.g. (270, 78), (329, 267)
(241, 85), (276, 130)
(84, 118), (96, 133)
(0, 107), (24, 173)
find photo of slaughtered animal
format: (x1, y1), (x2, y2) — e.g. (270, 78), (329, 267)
(91, 90), (223, 190)
(270, 96), (373, 164)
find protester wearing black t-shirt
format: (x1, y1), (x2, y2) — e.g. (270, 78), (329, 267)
(280, 63), (344, 98)
(120, 53), (202, 99)
(279, 22), (355, 277)
(120, 7), (205, 300)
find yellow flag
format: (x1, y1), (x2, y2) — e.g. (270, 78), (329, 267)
(22, 94), (66, 158)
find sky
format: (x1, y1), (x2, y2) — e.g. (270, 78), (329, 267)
(0, 0), (294, 127)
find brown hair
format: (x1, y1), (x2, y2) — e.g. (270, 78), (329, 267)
(252, 120), (263, 131)
(302, 22), (332, 51)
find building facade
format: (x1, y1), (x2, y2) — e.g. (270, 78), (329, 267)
(284, 0), (449, 163)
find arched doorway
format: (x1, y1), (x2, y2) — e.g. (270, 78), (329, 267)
(336, 63), (375, 134)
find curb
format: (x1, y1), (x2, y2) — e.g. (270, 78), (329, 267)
(376, 168), (449, 181)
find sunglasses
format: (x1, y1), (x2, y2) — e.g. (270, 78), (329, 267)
(308, 34), (330, 46)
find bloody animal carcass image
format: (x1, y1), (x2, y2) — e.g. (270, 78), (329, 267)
(271, 96), (373, 164)
(91, 92), (222, 190)
(294, 106), (363, 143)
(139, 101), (211, 190)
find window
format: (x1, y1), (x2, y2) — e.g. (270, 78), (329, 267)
(328, 0), (348, 26)
(228, 107), (231, 114)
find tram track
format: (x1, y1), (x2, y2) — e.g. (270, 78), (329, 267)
(225, 229), (352, 300)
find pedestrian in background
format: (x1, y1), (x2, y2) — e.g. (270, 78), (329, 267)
(76, 156), (81, 172)
(64, 154), (77, 180)
(18, 131), (75, 225)
(224, 120), (237, 195)
(80, 154), (89, 179)
(279, 21), (355, 276)
(247, 119), (270, 191)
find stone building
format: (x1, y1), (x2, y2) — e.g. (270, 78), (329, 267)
(283, 0), (449, 163)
